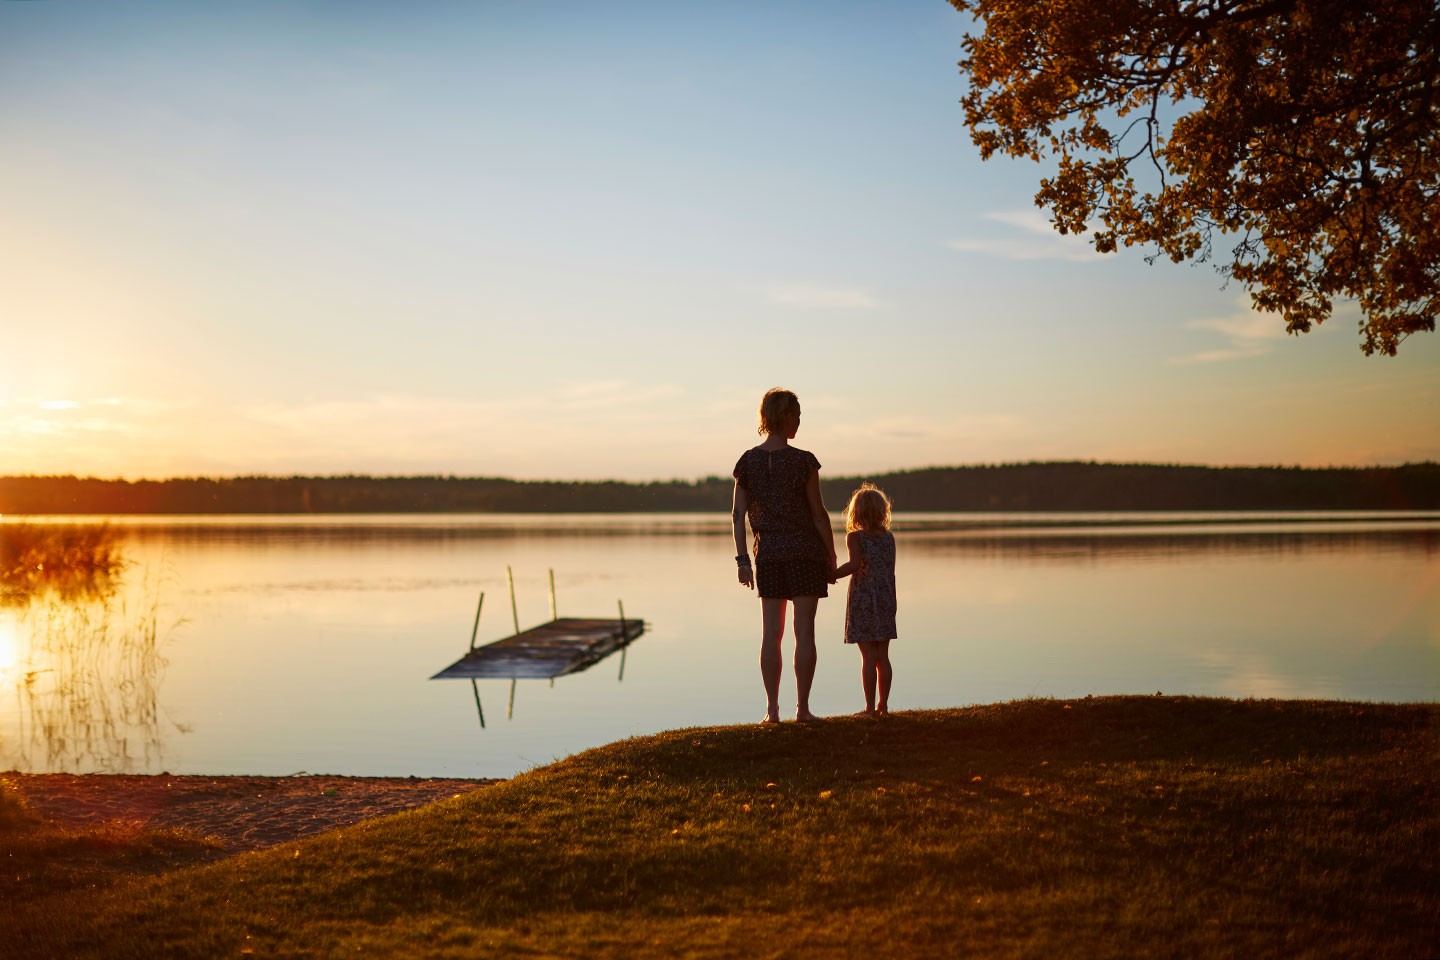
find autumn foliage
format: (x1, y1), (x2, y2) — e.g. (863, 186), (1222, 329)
(951, 0), (1439, 354)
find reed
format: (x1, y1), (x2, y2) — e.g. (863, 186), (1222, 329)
(0, 523), (125, 603)
(5, 574), (177, 773)
(0, 524), (180, 772)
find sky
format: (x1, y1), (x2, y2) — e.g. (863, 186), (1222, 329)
(2, 0), (1436, 482)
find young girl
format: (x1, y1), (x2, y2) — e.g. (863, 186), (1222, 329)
(832, 482), (897, 716)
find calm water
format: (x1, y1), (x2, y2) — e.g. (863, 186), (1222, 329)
(1, 513), (1436, 778)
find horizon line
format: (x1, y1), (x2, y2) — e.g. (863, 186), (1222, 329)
(3, 459), (1436, 486)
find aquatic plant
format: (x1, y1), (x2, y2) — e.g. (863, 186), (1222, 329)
(0, 524), (126, 604)
(2, 564), (184, 773)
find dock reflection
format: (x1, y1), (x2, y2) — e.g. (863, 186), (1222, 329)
(465, 637), (635, 730)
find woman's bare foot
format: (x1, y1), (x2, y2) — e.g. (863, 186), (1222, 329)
(759, 710), (781, 725)
(854, 708), (876, 717)
(876, 705), (890, 716)
(795, 708), (819, 722)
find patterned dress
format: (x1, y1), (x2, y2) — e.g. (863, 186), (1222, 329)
(845, 531), (897, 643)
(733, 445), (831, 599)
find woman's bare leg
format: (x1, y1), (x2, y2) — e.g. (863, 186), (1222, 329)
(759, 598), (788, 723)
(791, 595), (820, 720)
(875, 641), (893, 715)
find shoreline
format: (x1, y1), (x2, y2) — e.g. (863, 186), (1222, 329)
(2, 772), (498, 852)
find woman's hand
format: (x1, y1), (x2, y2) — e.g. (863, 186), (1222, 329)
(732, 483), (753, 590)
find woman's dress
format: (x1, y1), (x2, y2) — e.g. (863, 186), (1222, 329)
(733, 445), (831, 599)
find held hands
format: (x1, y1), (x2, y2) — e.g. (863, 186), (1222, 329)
(829, 556), (866, 583)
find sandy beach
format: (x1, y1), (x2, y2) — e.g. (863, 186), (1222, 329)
(3, 773), (497, 852)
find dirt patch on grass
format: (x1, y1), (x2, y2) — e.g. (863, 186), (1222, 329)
(2, 774), (496, 852)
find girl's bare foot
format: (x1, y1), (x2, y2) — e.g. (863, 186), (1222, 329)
(759, 712), (781, 725)
(854, 708), (876, 717)
(876, 705), (889, 716)
(795, 708), (819, 722)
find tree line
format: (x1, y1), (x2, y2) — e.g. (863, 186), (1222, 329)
(1, 462), (1436, 514)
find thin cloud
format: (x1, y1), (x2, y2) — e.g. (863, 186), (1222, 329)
(556, 380), (683, 409)
(1172, 304), (1288, 364)
(824, 412), (1025, 444)
(947, 209), (1107, 263)
(768, 284), (880, 309)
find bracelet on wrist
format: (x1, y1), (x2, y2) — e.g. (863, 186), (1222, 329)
(736, 554), (751, 565)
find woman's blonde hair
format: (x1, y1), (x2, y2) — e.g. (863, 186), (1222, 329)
(845, 482), (892, 533)
(757, 388), (800, 436)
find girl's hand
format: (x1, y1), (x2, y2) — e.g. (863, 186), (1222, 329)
(738, 564), (754, 590)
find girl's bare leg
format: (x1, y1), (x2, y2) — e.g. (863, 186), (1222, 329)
(857, 642), (878, 714)
(759, 598), (788, 723)
(875, 641), (893, 715)
(791, 595), (820, 720)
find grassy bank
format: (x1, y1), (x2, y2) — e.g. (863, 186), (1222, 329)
(5, 697), (1437, 958)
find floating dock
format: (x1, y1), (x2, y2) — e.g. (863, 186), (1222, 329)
(429, 568), (645, 726)
(430, 616), (645, 680)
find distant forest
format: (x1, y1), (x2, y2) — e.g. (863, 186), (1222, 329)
(1, 462), (1437, 514)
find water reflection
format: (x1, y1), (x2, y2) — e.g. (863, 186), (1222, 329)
(464, 638), (635, 731)
(0, 525), (184, 773)
(903, 527), (1440, 562)
(0, 513), (1432, 777)
(23, 511), (1437, 556)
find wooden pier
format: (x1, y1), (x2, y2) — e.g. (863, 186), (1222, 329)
(430, 565), (644, 691)
(430, 616), (645, 680)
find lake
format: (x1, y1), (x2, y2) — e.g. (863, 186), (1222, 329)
(1, 512), (1436, 779)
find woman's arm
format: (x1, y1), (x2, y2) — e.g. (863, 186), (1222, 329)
(833, 531), (864, 579)
(804, 468), (838, 574)
(732, 481), (753, 589)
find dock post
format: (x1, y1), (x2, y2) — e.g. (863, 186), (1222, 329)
(468, 591), (486, 651)
(507, 677), (517, 720)
(506, 565), (520, 636)
(548, 568), (557, 621)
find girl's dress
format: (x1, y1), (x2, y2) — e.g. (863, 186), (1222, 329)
(733, 445), (831, 599)
(845, 531), (897, 643)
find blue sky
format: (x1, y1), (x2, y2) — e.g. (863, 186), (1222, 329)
(2, 0), (1436, 480)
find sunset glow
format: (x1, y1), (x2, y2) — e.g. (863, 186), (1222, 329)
(1, 2), (1436, 482)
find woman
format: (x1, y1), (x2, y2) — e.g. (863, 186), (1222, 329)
(732, 388), (838, 723)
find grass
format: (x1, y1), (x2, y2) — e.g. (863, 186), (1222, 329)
(4, 696), (1436, 958)
(0, 779), (224, 905)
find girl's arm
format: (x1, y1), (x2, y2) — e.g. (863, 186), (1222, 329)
(732, 481), (753, 589)
(804, 468), (838, 574)
(833, 531), (864, 579)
